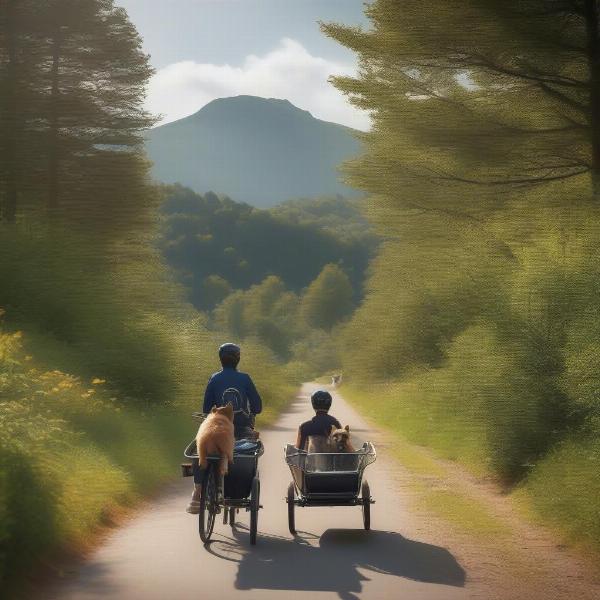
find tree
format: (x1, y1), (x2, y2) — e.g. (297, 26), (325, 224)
(322, 1), (600, 208)
(300, 264), (353, 330)
(322, 0), (600, 483)
(0, 0), (155, 228)
(193, 275), (232, 310)
(0, 0), (40, 222)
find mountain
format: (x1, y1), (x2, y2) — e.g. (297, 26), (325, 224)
(145, 96), (362, 207)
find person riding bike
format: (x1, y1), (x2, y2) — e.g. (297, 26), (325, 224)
(203, 343), (262, 439)
(296, 389), (341, 450)
(187, 343), (262, 513)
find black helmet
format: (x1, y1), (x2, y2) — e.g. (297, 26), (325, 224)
(219, 343), (241, 359)
(311, 390), (332, 411)
(219, 343), (241, 367)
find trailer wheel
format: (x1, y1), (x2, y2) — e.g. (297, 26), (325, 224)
(361, 481), (371, 531)
(287, 482), (296, 535)
(249, 477), (260, 545)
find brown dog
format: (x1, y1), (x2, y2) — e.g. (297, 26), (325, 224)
(329, 425), (355, 452)
(196, 403), (235, 475)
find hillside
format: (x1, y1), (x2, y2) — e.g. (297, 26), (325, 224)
(158, 186), (378, 310)
(145, 96), (362, 207)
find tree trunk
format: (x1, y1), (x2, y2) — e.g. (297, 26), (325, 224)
(47, 29), (62, 214)
(2, 0), (18, 222)
(585, 0), (600, 200)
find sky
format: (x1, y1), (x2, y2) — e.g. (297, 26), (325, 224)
(116, 0), (371, 130)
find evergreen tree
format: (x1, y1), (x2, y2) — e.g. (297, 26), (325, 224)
(323, 1), (600, 209)
(0, 0), (155, 229)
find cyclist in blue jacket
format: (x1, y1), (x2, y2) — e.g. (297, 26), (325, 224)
(203, 343), (262, 439)
(187, 343), (262, 513)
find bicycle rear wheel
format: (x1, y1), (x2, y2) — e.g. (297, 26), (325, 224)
(199, 463), (218, 543)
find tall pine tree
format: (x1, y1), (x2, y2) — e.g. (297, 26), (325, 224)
(0, 0), (156, 230)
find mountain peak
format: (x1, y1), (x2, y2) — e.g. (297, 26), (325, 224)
(193, 95), (314, 121)
(146, 95), (362, 208)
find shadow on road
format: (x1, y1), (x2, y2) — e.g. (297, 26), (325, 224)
(208, 527), (466, 600)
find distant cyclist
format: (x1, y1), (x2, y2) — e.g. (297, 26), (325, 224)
(187, 343), (263, 513)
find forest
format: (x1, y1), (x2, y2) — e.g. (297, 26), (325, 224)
(2, 0), (600, 591)
(158, 186), (377, 310)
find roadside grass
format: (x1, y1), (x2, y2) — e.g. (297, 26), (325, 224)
(517, 437), (600, 556)
(342, 382), (600, 555)
(419, 486), (511, 538)
(388, 437), (445, 478)
(342, 384), (509, 538)
(341, 381), (488, 476)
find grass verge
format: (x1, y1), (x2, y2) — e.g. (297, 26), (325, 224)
(341, 383), (600, 553)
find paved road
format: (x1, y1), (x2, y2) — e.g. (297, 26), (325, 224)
(46, 383), (467, 600)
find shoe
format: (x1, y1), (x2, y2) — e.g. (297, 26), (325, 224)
(186, 500), (201, 514)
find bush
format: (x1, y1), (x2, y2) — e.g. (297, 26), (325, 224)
(0, 227), (175, 403)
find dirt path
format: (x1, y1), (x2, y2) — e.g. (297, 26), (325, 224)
(43, 383), (600, 600)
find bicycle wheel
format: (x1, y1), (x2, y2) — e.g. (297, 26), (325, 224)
(199, 463), (218, 543)
(361, 480), (371, 531)
(249, 477), (260, 545)
(287, 482), (296, 535)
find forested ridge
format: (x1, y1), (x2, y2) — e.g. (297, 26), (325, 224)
(158, 186), (377, 310)
(323, 0), (600, 548)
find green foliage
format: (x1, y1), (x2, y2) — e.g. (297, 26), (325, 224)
(323, 0), (600, 548)
(0, 0), (156, 230)
(290, 329), (342, 379)
(159, 185), (377, 310)
(213, 276), (300, 360)
(0, 226), (175, 403)
(300, 264), (354, 330)
(198, 275), (232, 308)
(523, 436), (600, 547)
(211, 264), (352, 376)
(271, 195), (373, 239)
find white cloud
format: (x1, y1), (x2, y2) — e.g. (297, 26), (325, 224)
(146, 38), (371, 131)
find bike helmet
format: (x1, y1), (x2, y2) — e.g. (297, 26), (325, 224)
(219, 343), (241, 367)
(311, 390), (332, 411)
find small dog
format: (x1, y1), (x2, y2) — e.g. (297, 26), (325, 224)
(305, 426), (355, 472)
(329, 425), (355, 452)
(196, 403), (235, 475)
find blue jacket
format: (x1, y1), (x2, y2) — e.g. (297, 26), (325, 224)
(202, 367), (262, 415)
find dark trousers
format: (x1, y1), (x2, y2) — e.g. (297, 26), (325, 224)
(192, 458), (204, 484)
